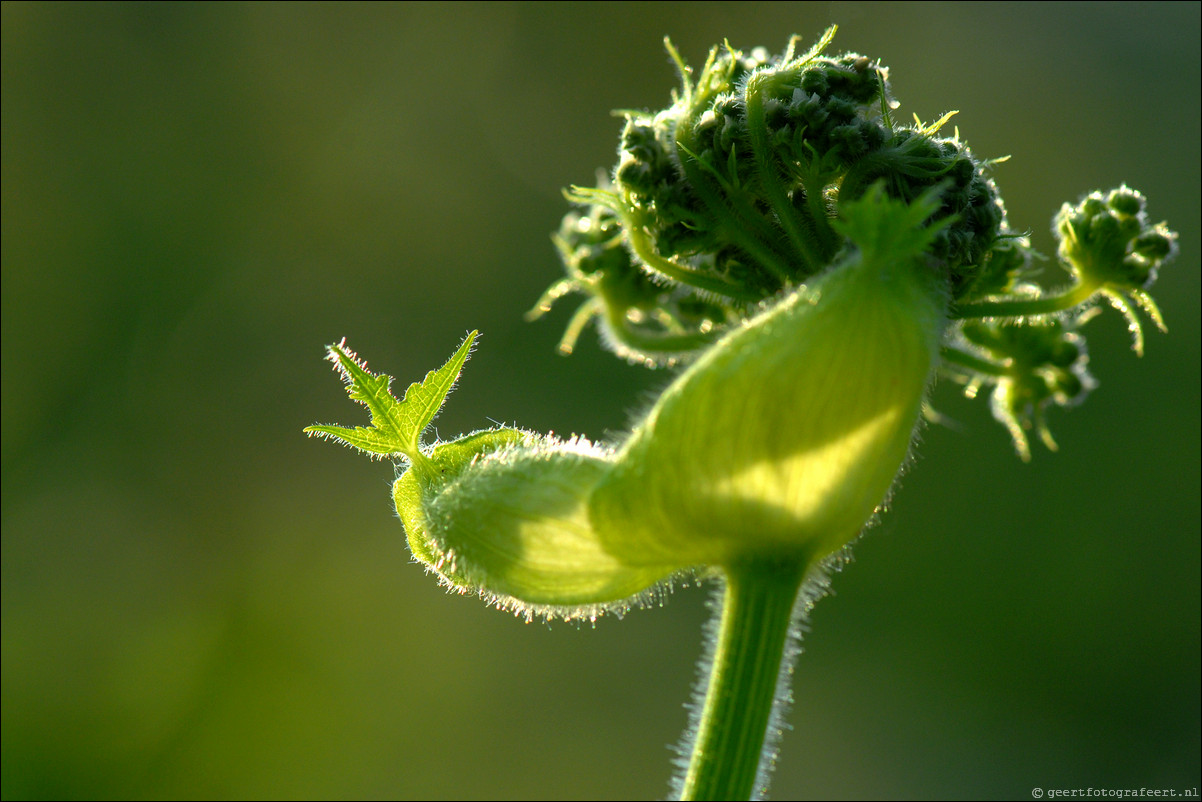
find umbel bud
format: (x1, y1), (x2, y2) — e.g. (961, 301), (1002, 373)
(1056, 185), (1177, 293)
(533, 27), (1010, 368)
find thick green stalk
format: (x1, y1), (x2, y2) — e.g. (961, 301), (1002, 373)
(680, 556), (810, 801)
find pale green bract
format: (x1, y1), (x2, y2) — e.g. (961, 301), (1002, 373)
(309, 189), (950, 619)
(589, 188), (948, 570)
(305, 333), (680, 618)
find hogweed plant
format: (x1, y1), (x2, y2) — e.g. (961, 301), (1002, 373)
(306, 28), (1177, 800)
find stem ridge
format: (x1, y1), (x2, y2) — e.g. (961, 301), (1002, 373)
(676, 557), (817, 801)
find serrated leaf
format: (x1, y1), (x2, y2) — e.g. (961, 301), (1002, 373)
(305, 332), (478, 463)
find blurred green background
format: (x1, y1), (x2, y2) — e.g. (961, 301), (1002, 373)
(3, 2), (1199, 799)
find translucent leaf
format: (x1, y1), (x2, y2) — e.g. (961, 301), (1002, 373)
(305, 332), (477, 465)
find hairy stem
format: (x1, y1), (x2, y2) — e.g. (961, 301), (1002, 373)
(951, 279), (1098, 320)
(680, 556), (809, 801)
(625, 223), (762, 303)
(940, 345), (1008, 377)
(602, 304), (721, 357)
(801, 173), (838, 261)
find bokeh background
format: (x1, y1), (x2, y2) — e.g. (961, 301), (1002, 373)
(3, 2), (1199, 799)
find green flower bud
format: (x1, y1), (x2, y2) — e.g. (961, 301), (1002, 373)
(1042, 185), (1178, 356)
(534, 28), (1020, 367)
(956, 235), (1032, 300)
(312, 30), (1180, 633)
(956, 316), (1095, 460)
(1106, 186), (1145, 217)
(528, 197), (730, 366)
(1133, 229), (1175, 261)
(1056, 185), (1178, 293)
(306, 26), (1183, 799)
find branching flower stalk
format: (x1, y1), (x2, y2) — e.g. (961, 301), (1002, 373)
(306, 27), (1177, 800)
